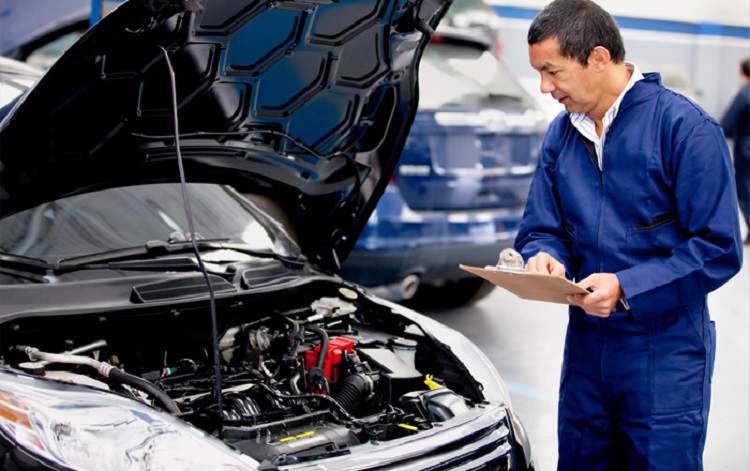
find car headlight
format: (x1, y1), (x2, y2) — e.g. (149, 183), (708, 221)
(0, 370), (258, 471)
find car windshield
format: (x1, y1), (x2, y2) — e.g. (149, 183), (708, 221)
(0, 183), (301, 261)
(419, 42), (537, 109)
(0, 70), (39, 109)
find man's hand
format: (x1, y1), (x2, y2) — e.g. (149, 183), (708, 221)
(567, 273), (623, 318)
(525, 252), (566, 277)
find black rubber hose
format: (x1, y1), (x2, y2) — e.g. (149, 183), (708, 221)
(271, 312), (301, 356)
(305, 323), (329, 370)
(331, 373), (372, 413)
(16, 345), (181, 415)
(108, 368), (181, 414)
(255, 382), (365, 425)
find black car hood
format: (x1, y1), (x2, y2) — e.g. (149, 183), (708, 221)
(0, 0), (449, 272)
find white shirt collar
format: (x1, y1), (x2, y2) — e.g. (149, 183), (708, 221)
(570, 62), (644, 167)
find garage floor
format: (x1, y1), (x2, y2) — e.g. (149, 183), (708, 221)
(425, 244), (749, 471)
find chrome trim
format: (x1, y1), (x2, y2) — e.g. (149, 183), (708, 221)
(282, 402), (513, 470)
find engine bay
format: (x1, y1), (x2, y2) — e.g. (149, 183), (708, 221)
(1, 280), (487, 465)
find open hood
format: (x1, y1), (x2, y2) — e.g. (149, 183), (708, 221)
(0, 0), (450, 271)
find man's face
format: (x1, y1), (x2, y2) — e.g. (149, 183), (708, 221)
(529, 37), (601, 116)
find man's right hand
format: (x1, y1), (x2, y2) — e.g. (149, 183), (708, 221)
(525, 252), (566, 277)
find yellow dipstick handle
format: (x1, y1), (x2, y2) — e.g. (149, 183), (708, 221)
(397, 423), (418, 431)
(279, 431), (316, 443)
(424, 374), (441, 390)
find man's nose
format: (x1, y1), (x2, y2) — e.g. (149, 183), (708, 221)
(540, 78), (555, 94)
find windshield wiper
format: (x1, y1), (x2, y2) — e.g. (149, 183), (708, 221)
(57, 239), (232, 265)
(58, 239), (306, 267)
(0, 252), (51, 274)
(59, 257), (201, 273)
(0, 239), (306, 280)
(0, 252), (202, 280)
(0, 252), (55, 282)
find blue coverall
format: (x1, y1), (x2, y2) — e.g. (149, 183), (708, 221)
(720, 83), (750, 237)
(515, 73), (743, 471)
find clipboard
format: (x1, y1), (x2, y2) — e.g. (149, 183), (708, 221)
(459, 264), (588, 305)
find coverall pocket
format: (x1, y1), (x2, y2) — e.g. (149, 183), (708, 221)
(626, 213), (678, 264)
(649, 308), (707, 414)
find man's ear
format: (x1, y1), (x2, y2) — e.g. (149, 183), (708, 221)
(589, 46), (611, 71)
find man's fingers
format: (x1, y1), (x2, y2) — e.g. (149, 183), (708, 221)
(524, 256), (543, 273)
(525, 252), (566, 276)
(567, 275), (619, 317)
(549, 263), (566, 277)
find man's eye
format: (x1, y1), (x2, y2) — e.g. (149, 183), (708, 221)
(549, 71), (558, 76)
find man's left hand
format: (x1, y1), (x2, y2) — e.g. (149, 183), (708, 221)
(566, 273), (624, 318)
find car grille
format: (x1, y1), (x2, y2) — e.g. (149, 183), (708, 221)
(282, 403), (516, 471)
(364, 420), (513, 471)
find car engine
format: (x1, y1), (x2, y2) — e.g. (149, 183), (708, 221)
(2, 281), (486, 465)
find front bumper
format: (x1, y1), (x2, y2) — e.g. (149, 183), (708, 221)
(279, 402), (529, 471)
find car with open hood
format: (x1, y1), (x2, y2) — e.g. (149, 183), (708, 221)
(0, 0), (535, 470)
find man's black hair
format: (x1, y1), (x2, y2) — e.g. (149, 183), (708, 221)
(528, 0), (626, 66)
(741, 57), (750, 78)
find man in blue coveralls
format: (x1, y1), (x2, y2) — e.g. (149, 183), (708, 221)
(514, 1), (744, 470)
(720, 57), (750, 244)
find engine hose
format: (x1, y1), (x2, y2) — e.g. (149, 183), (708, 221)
(18, 346), (181, 415)
(255, 382), (365, 426)
(304, 323), (329, 370)
(331, 373), (374, 413)
(108, 368), (181, 414)
(271, 312), (301, 356)
(289, 369), (303, 395)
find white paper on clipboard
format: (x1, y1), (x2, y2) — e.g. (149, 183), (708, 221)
(459, 264), (588, 305)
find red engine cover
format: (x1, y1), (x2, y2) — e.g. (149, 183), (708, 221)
(305, 337), (357, 381)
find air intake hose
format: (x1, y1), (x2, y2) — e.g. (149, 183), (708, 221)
(331, 373), (374, 413)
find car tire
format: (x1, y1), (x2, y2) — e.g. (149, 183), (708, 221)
(405, 278), (495, 309)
